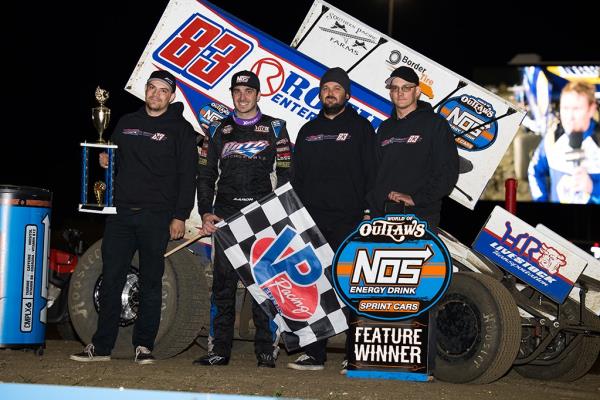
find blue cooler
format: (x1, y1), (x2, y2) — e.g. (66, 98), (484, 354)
(0, 185), (52, 349)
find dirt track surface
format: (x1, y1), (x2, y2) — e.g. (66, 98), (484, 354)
(1, 339), (599, 400)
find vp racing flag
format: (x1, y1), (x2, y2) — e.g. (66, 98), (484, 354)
(213, 183), (348, 351)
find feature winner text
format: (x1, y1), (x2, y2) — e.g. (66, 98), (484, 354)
(354, 326), (423, 364)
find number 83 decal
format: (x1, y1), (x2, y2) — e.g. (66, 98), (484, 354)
(154, 14), (253, 89)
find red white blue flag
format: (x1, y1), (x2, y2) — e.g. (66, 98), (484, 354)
(213, 183), (348, 351)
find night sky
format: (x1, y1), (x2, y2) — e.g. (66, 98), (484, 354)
(4, 0), (598, 244)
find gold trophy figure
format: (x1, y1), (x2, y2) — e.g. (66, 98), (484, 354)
(93, 181), (107, 206)
(92, 87), (111, 143)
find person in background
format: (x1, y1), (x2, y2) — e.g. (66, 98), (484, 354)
(70, 70), (197, 365)
(528, 81), (600, 204)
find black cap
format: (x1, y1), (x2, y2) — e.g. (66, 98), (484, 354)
(230, 70), (260, 91)
(385, 66), (420, 88)
(147, 70), (177, 93)
(320, 67), (351, 95)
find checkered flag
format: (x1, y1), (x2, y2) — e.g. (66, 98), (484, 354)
(213, 183), (348, 351)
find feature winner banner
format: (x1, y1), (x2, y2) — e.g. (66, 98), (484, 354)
(473, 206), (588, 303)
(213, 183), (348, 351)
(348, 317), (431, 381)
(332, 214), (452, 380)
(125, 0), (390, 142)
(292, 0), (526, 209)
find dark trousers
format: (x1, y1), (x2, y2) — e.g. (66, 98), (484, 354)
(210, 234), (273, 358)
(305, 221), (358, 364)
(92, 209), (171, 354)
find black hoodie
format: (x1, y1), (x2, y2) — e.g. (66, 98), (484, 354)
(291, 106), (376, 227)
(110, 102), (197, 220)
(368, 101), (458, 227)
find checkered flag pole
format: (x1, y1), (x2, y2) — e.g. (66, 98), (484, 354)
(214, 183), (348, 351)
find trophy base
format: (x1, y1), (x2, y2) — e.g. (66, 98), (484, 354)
(79, 204), (117, 214)
(81, 142), (118, 149)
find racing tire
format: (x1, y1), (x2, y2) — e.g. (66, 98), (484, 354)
(515, 291), (600, 381)
(433, 271), (521, 384)
(68, 239), (210, 359)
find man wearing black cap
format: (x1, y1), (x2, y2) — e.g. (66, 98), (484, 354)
(70, 70), (198, 365)
(368, 66), (458, 228)
(287, 67), (375, 371)
(194, 70), (291, 368)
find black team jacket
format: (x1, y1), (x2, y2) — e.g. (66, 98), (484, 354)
(110, 102), (198, 221)
(368, 100), (458, 228)
(291, 105), (376, 229)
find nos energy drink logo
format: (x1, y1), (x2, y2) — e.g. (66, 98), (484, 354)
(333, 215), (451, 321)
(251, 226), (322, 321)
(438, 95), (498, 151)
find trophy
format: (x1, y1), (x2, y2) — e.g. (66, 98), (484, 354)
(79, 87), (118, 214)
(92, 87), (111, 143)
(93, 181), (107, 206)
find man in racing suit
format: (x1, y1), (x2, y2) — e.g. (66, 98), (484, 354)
(528, 81), (600, 204)
(193, 70), (291, 368)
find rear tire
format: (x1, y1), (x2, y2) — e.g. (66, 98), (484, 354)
(68, 239), (210, 359)
(433, 272), (521, 384)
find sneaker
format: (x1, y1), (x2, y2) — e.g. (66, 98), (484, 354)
(134, 346), (155, 365)
(70, 344), (111, 362)
(340, 359), (348, 375)
(286, 354), (324, 371)
(257, 352), (276, 368)
(193, 353), (230, 366)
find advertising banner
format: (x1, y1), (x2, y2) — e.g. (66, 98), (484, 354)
(333, 215), (452, 320)
(472, 206), (588, 303)
(292, 1), (526, 209)
(332, 214), (451, 380)
(347, 316), (431, 381)
(125, 0), (390, 142)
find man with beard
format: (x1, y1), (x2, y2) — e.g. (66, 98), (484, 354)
(194, 70), (291, 368)
(287, 67), (375, 371)
(70, 70), (197, 365)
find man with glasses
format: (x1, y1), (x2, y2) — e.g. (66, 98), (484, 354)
(368, 66), (458, 229)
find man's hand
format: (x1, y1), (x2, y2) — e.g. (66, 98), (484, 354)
(170, 219), (185, 240)
(199, 213), (222, 236)
(572, 167), (593, 194)
(388, 191), (415, 206)
(99, 152), (109, 169)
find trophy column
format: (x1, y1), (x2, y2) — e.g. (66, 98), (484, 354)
(79, 143), (117, 214)
(79, 86), (118, 214)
